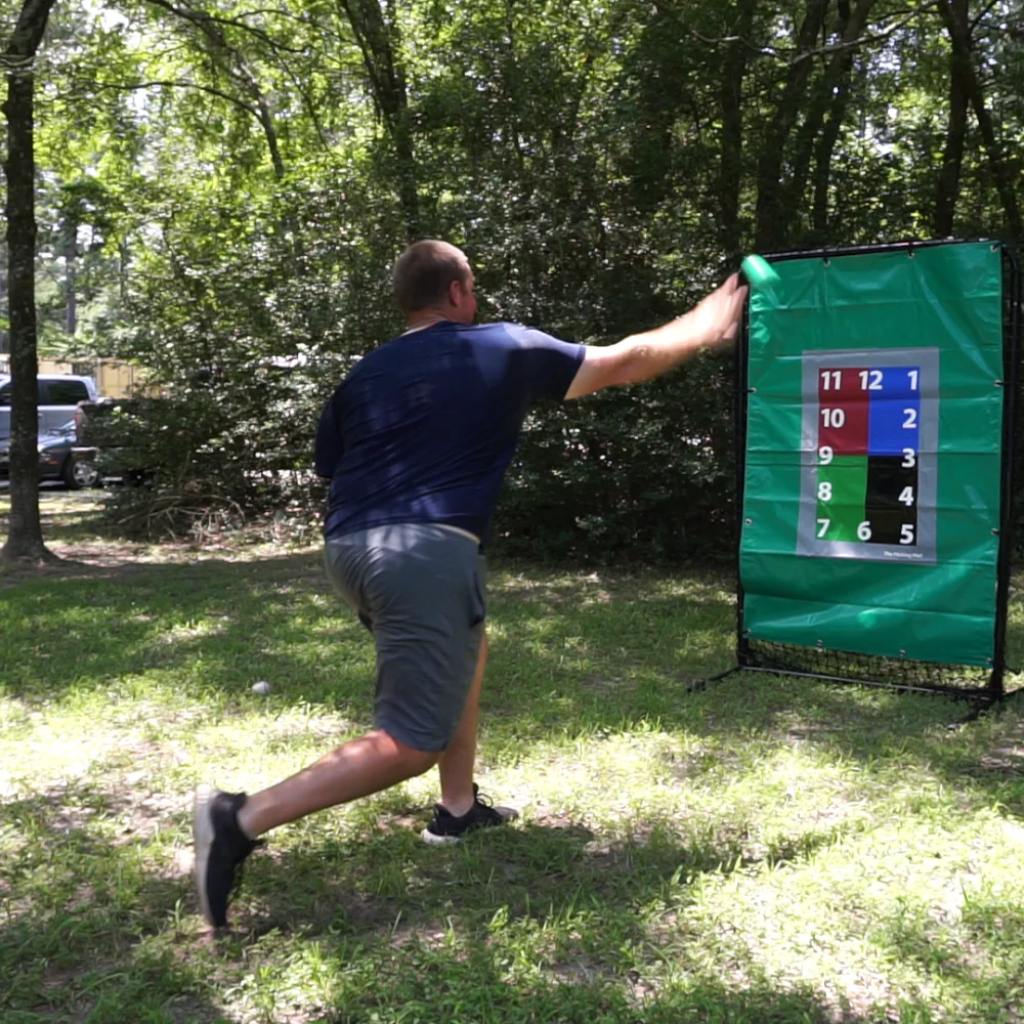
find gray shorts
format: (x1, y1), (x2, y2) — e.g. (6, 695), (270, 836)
(323, 524), (487, 752)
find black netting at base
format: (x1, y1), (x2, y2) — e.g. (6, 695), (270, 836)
(742, 638), (997, 698)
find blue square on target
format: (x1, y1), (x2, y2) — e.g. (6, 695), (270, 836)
(868, 368), (920, 456)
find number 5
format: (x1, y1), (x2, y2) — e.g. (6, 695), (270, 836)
(900, 524), (915, 545)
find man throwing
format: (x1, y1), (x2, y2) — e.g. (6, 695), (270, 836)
(194, 240), (746, 928)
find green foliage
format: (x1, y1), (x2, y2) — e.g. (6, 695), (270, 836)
(9, 0), (1024, 552)
(93, 167), (401, 533)
(499, 361), (738, 563)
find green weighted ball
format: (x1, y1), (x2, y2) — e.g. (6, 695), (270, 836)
(741, 254), (781, 289)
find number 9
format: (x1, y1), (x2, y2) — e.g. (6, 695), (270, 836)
(818, 445), (834, 466)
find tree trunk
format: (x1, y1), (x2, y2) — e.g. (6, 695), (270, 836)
(933, 19), (969, 239)
(754, 0), (831, 251)
(718, 0), (758, 259)
(811, 68), (855, 236)
(339, 0), (420, 241)
(64, 214), (77, 337)
(0, 255), (8, 355)
(2, 9), (58, 564)
(784, 0), (878, 228)
(937, 0), (1023, 243)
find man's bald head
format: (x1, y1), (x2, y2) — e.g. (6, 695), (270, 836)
(392, 240), (473, 317)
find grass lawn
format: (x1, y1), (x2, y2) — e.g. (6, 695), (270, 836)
(2, 491), (1024, 1023)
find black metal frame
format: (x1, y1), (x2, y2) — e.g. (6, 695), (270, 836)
(722, 238), (1022, 705)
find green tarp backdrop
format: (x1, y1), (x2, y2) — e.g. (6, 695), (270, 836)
(739, 241), (1006, 668)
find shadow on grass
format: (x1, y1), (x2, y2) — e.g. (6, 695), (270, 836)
(3, 549), (1024, 822)
(0, 784), (963, 1024)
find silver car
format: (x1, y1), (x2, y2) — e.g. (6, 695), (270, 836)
(0, 420), (101, 489)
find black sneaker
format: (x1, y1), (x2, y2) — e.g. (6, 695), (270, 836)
(421, 783), (519, 845)
(193, 787), (260, 928)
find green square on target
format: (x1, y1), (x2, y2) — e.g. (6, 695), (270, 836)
(816, 455), (868, 542)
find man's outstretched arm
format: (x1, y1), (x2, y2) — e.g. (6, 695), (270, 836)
(565, 274), (747, 400)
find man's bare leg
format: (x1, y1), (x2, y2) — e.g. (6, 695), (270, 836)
(436, 632), (488, 817)
(237, 730), (439, 838)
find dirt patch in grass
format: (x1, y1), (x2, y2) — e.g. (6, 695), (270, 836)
(979, 717), (1024, 773)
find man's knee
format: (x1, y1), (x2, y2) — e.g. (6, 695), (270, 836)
(390, 735), (441, 776)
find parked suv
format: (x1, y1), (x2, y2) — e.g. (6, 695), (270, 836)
(0, 374), (99, 442)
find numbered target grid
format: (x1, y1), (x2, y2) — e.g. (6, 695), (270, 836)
(797, 349), (939, 563)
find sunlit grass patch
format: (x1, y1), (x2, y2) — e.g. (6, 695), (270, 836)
(2, 507), (1024, 1022)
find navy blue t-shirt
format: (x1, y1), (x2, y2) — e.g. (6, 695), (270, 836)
(315, 320), (585, 542)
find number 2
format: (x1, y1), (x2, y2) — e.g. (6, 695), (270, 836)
(903, 408), (917, 429)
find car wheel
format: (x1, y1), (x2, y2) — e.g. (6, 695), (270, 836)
(63, 456), (100, 490)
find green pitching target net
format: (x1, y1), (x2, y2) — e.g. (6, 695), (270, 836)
(735, 240), (1021, 700)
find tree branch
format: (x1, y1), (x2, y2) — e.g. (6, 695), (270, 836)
(142, 0), (306, 55)
(72, 79), (259, 118)
(689, 2), (940, 64)
(970, 0), (1000, 30)
(141, 0), (287, 178)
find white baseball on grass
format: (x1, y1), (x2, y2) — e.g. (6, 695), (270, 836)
(252, 681), (272, 696)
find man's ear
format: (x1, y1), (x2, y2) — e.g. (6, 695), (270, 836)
(448, 278), (464, 305)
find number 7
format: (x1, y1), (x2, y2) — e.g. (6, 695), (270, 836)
(817, 519), (830, 538)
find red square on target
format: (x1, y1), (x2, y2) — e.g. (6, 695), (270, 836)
(817, 367), (868, 455)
